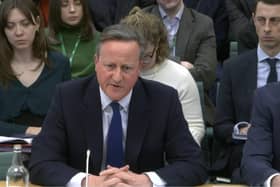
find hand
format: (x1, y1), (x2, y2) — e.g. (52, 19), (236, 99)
(271, 175), (280, 187)
(180, 61), (194, 69)
(239, 124), (251, 135)
(100, 165), (130, 177)
(81, 166), (129, 187)
(112, 170), (152, 187)
(81, 174), (121, 187)
(25, 127), (41, 135)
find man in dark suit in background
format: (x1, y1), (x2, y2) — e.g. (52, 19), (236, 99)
(29, 24), (207, 186)
(241, 82), (280, 186)
(87, 0), (155, 31)
(184, 0), (229, 63)
(213, 0), (280, 182)
(226, 0), (258, 53)
(144, 0), (217, 126)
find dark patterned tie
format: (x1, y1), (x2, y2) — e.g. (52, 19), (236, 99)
(267, 58), (278, 83)
(105, 102), (124, 167)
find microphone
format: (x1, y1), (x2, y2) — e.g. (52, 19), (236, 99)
(85, 149), (91, 187)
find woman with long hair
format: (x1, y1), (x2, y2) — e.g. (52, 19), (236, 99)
(0, 0), (71, 136)
(48, 0), (99, 78)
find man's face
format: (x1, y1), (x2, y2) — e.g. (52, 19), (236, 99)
(95, 40), (141, 101)
(156, 0), (182, 12)
(253, 2), (280, 54)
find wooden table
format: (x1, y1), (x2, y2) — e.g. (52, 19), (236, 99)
(0, 181), (40, 187)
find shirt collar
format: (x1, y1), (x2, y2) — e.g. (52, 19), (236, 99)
(158, 2), (184, 21)
(257, 45), (280, 62)
(100, 87), (131, 113)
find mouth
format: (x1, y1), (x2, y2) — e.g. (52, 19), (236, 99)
(262, 36), (274, 41)
(68, 16), (79, 21)
(15, 40), (27, 44)
(110, 83), (121, 88)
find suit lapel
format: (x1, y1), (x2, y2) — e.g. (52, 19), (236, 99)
(125, 79), (150, 171)
(176, 8), (194, 59)
(82, 77), (103, 174)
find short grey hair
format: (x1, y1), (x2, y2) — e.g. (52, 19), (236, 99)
(96, 24), (146, 60)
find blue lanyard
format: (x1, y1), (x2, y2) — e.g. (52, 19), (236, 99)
(59, 33), (81, 65)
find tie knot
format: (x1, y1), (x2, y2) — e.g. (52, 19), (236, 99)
(110, 102), (120, 112)
(267, 58), (277, 67)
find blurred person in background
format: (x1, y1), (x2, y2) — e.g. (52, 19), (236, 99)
(47, 0), (100, 78)
(121, 7), (205, 145)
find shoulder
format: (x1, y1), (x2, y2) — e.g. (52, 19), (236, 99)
(224, 49), (257, 68)
(137, 77), (179, 99)
(58, 76), (95, 93)
(164, 59), (194, 80)
(48, 50), (69, 65)
(142, 5), (158, 14)
(185, 8), (213, 24)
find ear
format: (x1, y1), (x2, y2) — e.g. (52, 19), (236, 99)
(94, 54), (99, 72)
(94, 54), (99, 65)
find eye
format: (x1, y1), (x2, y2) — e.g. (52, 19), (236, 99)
(74, 0), (81, 5)
(5, 22), (15, 30)
(104, 63), (115, 71)
(61, 0), (69, 7)
(256, 17), (265, 25)
(21, 20), (31, 27)
(122, 65), (133, 73)
(270, 17), (280, 25)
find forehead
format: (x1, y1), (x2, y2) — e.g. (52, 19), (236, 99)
(255, 2), (280, 17)
(6, 8), (27, 22)
(99, 40), (140, 56)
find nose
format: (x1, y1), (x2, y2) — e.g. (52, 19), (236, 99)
(112, 68), (122, 83)
(69, 3), (76, 12)
(264, 20), (271, 33)
(15, 25), (23, 36)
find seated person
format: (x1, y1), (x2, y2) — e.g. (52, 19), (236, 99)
(184, 0), (230, 63)
(213, 0), (280, 182)
(225, 0), (258, 53)
(87, 0), (155, 31)
(0, 0), (71, 136)
(121, 7), (204, 144)
(144, 0), (217, 126)
(29, 24), (207, 186)
(47, 0), (100, 78)
(241, 82), (280, 187)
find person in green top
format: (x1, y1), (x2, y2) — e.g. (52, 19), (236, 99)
(47, 0), (100, 78)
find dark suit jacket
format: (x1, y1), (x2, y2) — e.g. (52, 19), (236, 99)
(184, 0), (230, 62)
(242, 83), (280, 186)
(29, 76), (207, 186)
(226, 0), (258, 53)
(213, 49), (257, 174)
(144, 5), (217, 125)
(87, 0), (155, 31)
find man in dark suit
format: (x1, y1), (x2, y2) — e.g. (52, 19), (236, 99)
(87, 0), (155, 31)
(226, 0), (258, 53)
(144, 0), (217, 126)
(29, 24), (207, 186)
(184, 0), (230, 62)
(241, 82), (280, 186)
(213, 0), (280, 182)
